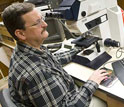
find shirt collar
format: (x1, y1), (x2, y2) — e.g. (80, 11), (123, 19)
(16, 42), (48, 58)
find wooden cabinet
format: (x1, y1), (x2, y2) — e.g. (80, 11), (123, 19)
(118, 0), (124, 9)
(0, 0), (24, 21)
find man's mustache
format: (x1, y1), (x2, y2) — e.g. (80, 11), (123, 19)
(41, 28), (47, 34)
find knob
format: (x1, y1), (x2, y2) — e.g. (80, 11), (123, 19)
(81, 11), (86, 17)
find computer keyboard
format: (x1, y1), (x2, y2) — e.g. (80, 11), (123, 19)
(120, 58), (124, 66)
(112, 58), (124, 85)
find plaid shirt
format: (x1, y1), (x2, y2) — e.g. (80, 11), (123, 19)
(9, 42), (98, 107)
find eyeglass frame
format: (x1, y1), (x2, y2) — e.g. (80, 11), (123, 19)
(25, 15), (46, 28)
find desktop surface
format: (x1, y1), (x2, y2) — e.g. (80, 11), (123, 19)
(63, 47), (124, 101)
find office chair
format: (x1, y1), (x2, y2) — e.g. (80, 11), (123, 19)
(0, 88), (17, 107)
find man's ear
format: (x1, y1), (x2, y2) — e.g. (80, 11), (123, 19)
(15, 29), (26, 40)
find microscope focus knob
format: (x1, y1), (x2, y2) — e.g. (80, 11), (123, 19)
(81, 11), (86, 17)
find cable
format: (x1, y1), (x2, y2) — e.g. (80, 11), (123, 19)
(116, 47), (124, 58)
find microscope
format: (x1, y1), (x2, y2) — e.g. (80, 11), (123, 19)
(45, 0), (124, 69)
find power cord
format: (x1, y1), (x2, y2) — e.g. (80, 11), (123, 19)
(116, 47), (124, 58)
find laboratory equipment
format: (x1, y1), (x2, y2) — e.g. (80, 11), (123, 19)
(45, 0), (124, 69)
(46, 0), (124, 47)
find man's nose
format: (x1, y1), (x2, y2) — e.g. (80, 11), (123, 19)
(41, 20), (48, 28)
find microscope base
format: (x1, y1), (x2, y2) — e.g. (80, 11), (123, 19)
(72, 51), (112, 70)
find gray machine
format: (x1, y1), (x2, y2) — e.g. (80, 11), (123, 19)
(45, 0), (124, 69)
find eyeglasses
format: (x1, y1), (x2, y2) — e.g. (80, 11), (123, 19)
(25, 16), (45, 28)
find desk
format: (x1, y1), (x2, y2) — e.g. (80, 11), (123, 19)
(64, 48), (124, 107)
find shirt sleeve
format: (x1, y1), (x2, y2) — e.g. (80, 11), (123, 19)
(23, 70), (98, 107)
(62, 80), (98, 107)
(53, 48), (81, 65)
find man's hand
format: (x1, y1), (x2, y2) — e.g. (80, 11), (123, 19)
(88, 69), (110, 85)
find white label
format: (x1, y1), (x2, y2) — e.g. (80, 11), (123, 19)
(101, 15), (107, 22)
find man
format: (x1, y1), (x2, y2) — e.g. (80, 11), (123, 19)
(2, 3), (108, 107)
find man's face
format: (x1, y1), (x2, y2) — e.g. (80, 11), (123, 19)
(21, 8), (48, 47)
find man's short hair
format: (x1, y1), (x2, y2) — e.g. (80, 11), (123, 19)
(1, 3), (35, 40)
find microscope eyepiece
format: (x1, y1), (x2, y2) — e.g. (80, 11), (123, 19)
(104, 38), (120, 47)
